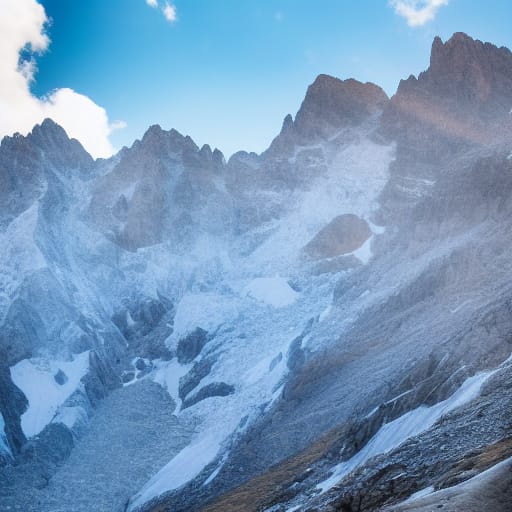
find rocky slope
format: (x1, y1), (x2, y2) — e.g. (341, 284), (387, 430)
(0, 32), (511, 512)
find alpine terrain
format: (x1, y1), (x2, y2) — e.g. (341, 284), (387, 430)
(1, 33), (512, 511)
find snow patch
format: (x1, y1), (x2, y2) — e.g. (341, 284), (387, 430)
(244, 277), (299, 307)
(128, 431), (224, 510)
(152, 359), (192, 409)
(404, 486), (435, 503)
(10, 351), (90, 438)
(368, 220), (386, 235)
(126, 310), (136, 327)
(202, 452), (229, 486)
(243, 355), (275, 385)
(396, 456), (512, 508)
(317, 369), (496, 493)
(53, 406), (88, 431)
(170, 292), (239, 342)
(351, 235), (374, 264)
(319, 304), (332, 322)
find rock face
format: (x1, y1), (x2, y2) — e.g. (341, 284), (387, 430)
(303, 214), (372, 259)
(294, 75), (388, 138)
(0, 119), (92, 228)
(176, 328), (209, 364)
(182, 382), (235, 409)
(1, 31), (512, 512)
(0, 354), (27, 457)
(89, 124), (229, 251)
(267, 75), (388, 155)
(383, 33), (512, 160)
(427, 33), (512, 118)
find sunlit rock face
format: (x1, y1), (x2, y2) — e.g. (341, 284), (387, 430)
(0, 32), (512, 512)
(383, 32), (512, 159)
(266, 75), (388, 157)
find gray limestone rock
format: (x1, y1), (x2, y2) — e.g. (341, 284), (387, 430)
(176, 328), (209, 364)
(181, 382), (235, 410)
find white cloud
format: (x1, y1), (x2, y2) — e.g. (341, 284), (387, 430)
(389, 0), (449, 27)
(163, 2), (177, 23)
(0, 0), (124, 158)
(146, 0), (178, 25)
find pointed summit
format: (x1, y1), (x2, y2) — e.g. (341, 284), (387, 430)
(0, 118), (92, 170)
(281, 114), (294, 135)
(139, 124), (199, 155)
(266, 75), (388, 157)
(294, 75), (388, 139)
(30, 118), (73, 148)
(395, 32), (512, 120)
(383, 33), (512, 154)
(428, 33), (512, 105)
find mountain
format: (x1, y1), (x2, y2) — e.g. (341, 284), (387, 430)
(0, 33), (511, 512)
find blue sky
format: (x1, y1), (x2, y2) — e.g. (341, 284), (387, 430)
(11, 1), (512, 156)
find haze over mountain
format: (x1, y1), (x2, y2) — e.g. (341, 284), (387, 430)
(1, 32), (512, 512)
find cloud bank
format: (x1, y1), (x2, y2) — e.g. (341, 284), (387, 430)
(0, 0), (124, 158)
(389, 0), (449, 27)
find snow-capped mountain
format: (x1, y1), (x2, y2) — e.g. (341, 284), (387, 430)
(1, 33), (512, 512)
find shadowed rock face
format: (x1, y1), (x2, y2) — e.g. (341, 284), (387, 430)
(177, 328), (209, 364)
(89, 124), (228, 250)
(182, 382), (235, 410)
(303, 214), (371, 260)
(0, 353), (27, 457)
(387, 455), (512, 512)
(0, 119), (92, 229)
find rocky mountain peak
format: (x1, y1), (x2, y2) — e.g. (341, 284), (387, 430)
(293, 75), (388, 139)
(139, 124), (199, 156)
(265, 76), (388, 157)
(0, 118), (92, 228)
(395, 33), (512, 120)
(429, 33), (512, 100)
(198, 144), (225, 169)
(29, 118), (92, 167)
(31, 118), (69, 144)
(383, 33), (512, 158)
(1, 118), (89, 162)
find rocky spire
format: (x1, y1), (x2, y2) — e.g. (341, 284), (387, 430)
(383, 33), (512, 155)
(266, 75), (388, 157)
(0, 119), (93, 226)
(293, 75), (388, 139)
(394, 33), (512, 123)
